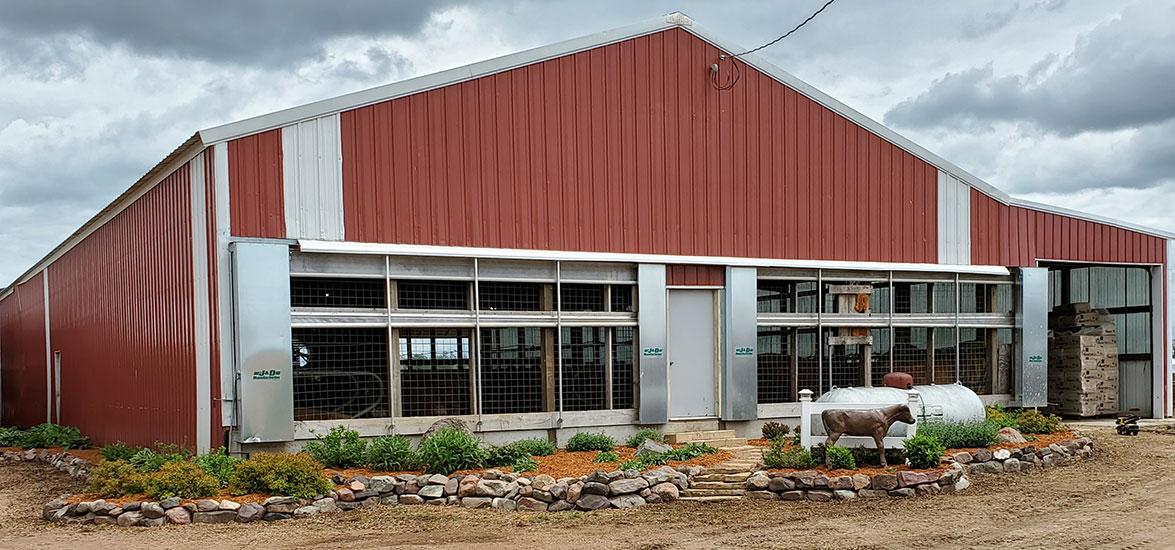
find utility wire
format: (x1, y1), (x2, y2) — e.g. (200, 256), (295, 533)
(711, 0), (839, 90)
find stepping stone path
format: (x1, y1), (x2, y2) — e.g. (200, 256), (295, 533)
(673, 430), (761, 503)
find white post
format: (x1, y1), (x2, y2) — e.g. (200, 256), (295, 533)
(907, 389), (922, 438)
(799, 388), (813, 449)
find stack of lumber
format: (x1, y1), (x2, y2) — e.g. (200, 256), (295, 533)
(1048, 303), (1119, 417)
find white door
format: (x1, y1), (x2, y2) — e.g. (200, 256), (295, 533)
(668, 289), (717, 418)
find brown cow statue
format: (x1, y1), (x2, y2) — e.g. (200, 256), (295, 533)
(820, 404), (917, 467)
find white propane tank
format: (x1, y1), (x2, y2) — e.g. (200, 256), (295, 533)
(815, 383), (986, 424)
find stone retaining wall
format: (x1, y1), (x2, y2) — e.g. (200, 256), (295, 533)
(743, 437), (1093, 501)
(1, 448), (90, 478)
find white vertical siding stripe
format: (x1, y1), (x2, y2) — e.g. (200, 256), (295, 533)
(42, 269), (51, 423)
(190, 155), (212, 452)
(282, 114), (345, 241)
(937, 170), (971, 265)
(214, 143), (235, 429)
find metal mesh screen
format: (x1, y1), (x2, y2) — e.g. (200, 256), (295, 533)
(291, 277), (386, 309)
(560, 284), (606, 312)
(558, 326), (607, 411)
(757, 280), (819, 313)
(959, 328), (990, 393)
(959, 283), (988, 314)
(894, 327), (929, 385)
(478, 282), (543, 311)
(397, 280), (470, 310)
(611, 327), (636, 409)
(932, 283), (957, 314)
(829, 343), (865, 388)
(757, 326), (791, 403)
(292, 327), (389, 421)
(480, 327), (545, 414)
(871, 328), (892, 387)
(796, 328), (821, 394)
(610, 285), (636, 313)
(871, 282), (891, 314)
(398, 328), (472, 416)
(894, 283), (930, 314)
(932, 327), (957, 384)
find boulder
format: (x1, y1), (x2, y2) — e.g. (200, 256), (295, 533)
(264, 496), (297, 506)
(458, 476), (481, 497)
(549, 500), (574, 512)
(635, 439), (673, 458)
(609, 477), (649, 495)
(914, 483), (941, 496)
(858, 489), (889, 498)
(461, 497), (492, 509)
(140, 517), (166, 527)
(160, 496), (182, 509)
(337, 488), (355, 502)
(746, 491), (780, 500)
(993, 448), (1012, 461)
(116, 512), (143, 527)
(897, 470), (931, 488)
(349, 480), (366, 492)
(426, 474), (449, 486)
(953, 477), (971, 492)
(888, 488), (916, 498)
(164, 507), (191, 524)
(851, 474), (871, 491)
(550, 481), (568, 500)
(369, 476), (397, 493)
(829, 476), (855, 491)
(193, 511), (237, 524)
(219, 500), (241, 511)
(140, 502), (165, 519)
(642, 470), (674, 486)
(399, 495), (425, 505)
(263, 512), (292, 521)
(972, 448), (993, 462)
(313, 498), (339, 513)
(780, 490), (805, 501)
(609, 494), (646, 509)
(422, 418), (472, 440)
(267, 501), (300, 514)
(951, 451), (973, 464)
(380, 495), (399, 506)
(833, 490), (857, 500)
(649, 482), (679, 502)
(475, 479), (509, 498)
(418, 485), (445, 499)
(517, 497), (549, 512)
(492, 498), (517, 512)
(806, 490), (833, 502)
(294, 506), (319, 517)
(236, 503), (265, 523)
(532, 474), (556, 492)
(745, 474), (770, 491)
(582, 481), (610, 496)
(196, 499), (220, 512)
(768, 477), (796, 492)
(1003, 458), (1022, 473)
(566, 482), (584, 503)
(575, 494), (612, 511)
(870, 474), (899, 491)
(445, 477), (460, 496)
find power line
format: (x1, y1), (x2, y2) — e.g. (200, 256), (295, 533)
(710, 0), (840, 90)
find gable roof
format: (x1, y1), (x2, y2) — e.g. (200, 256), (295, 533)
(199, 12), (1175, 241)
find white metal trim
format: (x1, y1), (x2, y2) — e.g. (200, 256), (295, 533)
(190, 155), (213, 452)
(1152, 264), (1166, 419)
(281, 115), (345, 241)
(214, 142), (236, 429)
(42, 269), (51, 423)
(1168, 240), (1174, 418)
(298, 240), (1012, 276)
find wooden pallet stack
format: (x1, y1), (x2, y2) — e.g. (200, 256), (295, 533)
(1048, 303), (1119, 417)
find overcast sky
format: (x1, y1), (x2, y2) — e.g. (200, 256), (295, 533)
(2, 0), (1173, 285)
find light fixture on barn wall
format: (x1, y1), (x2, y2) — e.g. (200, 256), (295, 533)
(710, 0), (839, 91)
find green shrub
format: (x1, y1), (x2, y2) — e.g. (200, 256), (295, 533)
(511, 455), (538, 473)
(812, 444), (904, 467)
(565, 432), (616, 452)
(303, 426), (368, 469)
(917, 421), (1000, 449)
(1, 424), (89, 449)
(129, 445), (188, 473)
(985, 405), (1018, 429)
(366, 435), (420, 471)
(0, 426), (20, 447)
(593, 450), (620, 463)
(485, 437), (558, 467)
(100, 442), (141, 462)
(1016, 410), (1065, 434)
(619, 458), (647, 471)
(761, 422), (789, 441)
(418, 428), (485, 475)
(230, 453), (332, 499)
(825, 445), (857, 470)
(510, 438), (556, 457)
(903, 434), (946, 470)
(194, 447), (242, 486)
(145, 461), (220, 500)
(625, 428), (664, 448)
(659, 442), (717, 463)
(762, 441), (818, 469)
(87, 460), (147, 498)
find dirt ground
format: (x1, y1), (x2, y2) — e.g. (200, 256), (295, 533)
(2, 427), (1173, 550)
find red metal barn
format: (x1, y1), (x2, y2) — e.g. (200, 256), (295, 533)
(1, 14), (1170, 453)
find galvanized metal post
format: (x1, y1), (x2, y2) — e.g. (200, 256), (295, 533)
(473, 258), (482, 420)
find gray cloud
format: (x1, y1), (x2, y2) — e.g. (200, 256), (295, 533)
(884, 4), (1175, 135)
(961, 3), (1020, 39)
(0, 0), (451, 66)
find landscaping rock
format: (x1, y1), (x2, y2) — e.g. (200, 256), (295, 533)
(426, 474), (449, 486)
(807, 490), (833, 502)
(400, 495), (425, 505)
(953, 477), (971, 492)
(582, 481), (610, 495)
(193, 511), (237, 524)
(517, 497), (549, 512)
(549, 500), (574, 512)
(381, 495), (399, 506)
(263, 496), (296, 506)
(746, 490), (780, 500)
(609, 493), (645, 508)
(445, 477), (459, 496)
(92, 500), (115, 515)
(972, 448), (993, 462)
(550, 481), (568, 500)
(870, 474), (899, 491)
(635, 439), (673, 458)
(851, 474), (871, 491)
(458, 476), (480, 497)
(75, 502), (92, 515)
(780, 490), (805, 501)
(263, 513), (292, 521)
(419, 485), (445, 499)
(566, 482), (584, 503)
(236, 503), (265, 523)
(833, 490), (857, 500)
(575, 494), (612, 511)
(337, 488), (355, 502)
(610, 477), (649, 495)
(490, 497), (516, 512)
(888, 488), (916, 498)
(996, 427), (1028, 445)
(483, 469), (503, 480)
(294, 506), (319, 517)
(369, 476), (396, 493)
(532, 474), (556, 492)
(642, 470), (674, 486)
(983, 460), (1004, 474)
(219, 500), (241, 511)
(336, 501), (363, 511)
(858, 489), (889, 498)
(952, 451), (973, 464)
(897, 470), (931, 488)
(164, 507), (191, 524)
(649, 482), (679, 502)
(116, 511), (143, 527)
(745, 474), (770, 491)
(993, 448), (1012, 460)
(267, 501), (299, 514)
(140, 502), (165, 519)
(1003, 458), (1022, 473)
(829, 476), (855, 490)
(349, 480), (366, 492)
(140, 517), (166, 527)
(196, 499), (220, 512)
(461, 497), (491, 509)
(313, 498), (339, 513)
(123, 501), (141, 511)
(160, 496), (182, 509)
(914, 483), (941, 496)
(768, 477), (796, 491)
(476, 479), (508, 498)
(422, 417), (472, 440)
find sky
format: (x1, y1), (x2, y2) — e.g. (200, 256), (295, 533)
(1, 0), (1173, 285)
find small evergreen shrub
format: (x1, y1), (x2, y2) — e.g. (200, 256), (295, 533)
(825, 445), (857, 470)
(619, 458), (647, 471)
(625, 428), (664, 448)
(903, 434), (946, 470)
(565, 432), (616, 452)
(303, 425), (368, 469)
(660, 442), (717, 463)
(129, 445), (188, 473)
(762, 441), (818, 469)
(509, 437), (557, 457)
(230, 453), (332, 499)
(194, 447), (242, 486)
(761, 421), (789, 441)
(1, 423), (89, 449)
(593, 450), (620, 463)
(100, 442), (141, 462)
(145, 461), (220, 500)
(484, 438), (555, 468)
(985, 405), (1018, 429)
(918, 421), (1000, 449)
(418, 428), (485, 474)
(366, 435), (420, 471)
(87, 460), (147, 498)
(1015, 410), (1065, 434)
(511, 455), (538, 473)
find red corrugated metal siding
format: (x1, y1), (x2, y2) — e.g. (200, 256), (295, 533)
(0, 272), (47, 427)
(48, 163), (197, 448)
(970, 190), (1166, 266)
(203, 151), (223, 447)
(340, 28), (938, 263)
(667, 265), (726, 286)
(228, 129), (284, 239)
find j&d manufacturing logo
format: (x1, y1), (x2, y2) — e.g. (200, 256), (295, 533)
(252, 369), (281, 380)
